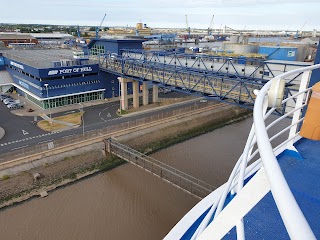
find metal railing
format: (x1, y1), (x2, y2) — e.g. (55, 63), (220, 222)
(100, 55), (262, 105)
(191, 64), (320, 239)
(0, 101), (223, 166)
(107, 139), (215, 199)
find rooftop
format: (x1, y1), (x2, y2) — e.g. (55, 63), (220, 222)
(1, 49), (97, 69)
(0, 33), (36, 40)
(30, 33), (74, 39)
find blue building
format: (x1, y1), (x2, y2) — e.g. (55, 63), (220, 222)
(0, 39), (144, 109)
(87, 38), (144, 56)
(0, 54), (4, 71)
(258, 46), (298, 61)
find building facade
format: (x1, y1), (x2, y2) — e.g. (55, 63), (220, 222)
(87, 38), (144, 56)
(0, 34), (38, 46)
(0, 39), (144, 109)
(0, 50), (120, 109)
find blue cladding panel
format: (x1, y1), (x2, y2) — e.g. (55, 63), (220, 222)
(99, 71), (120, 98)
(5, 67), (43, 97)
(309, 40), (320, 87)
(3, 57), (40, 77)
(38, 64), (99, 78)
(88, 39), (144, 55)
(258, 46), (298, 61)
(41, 74), (105, 98)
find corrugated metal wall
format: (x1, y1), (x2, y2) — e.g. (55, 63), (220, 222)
(258, 46), (298, 61)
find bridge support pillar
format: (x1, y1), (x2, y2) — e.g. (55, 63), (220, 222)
(142, 81), (149, 106)
(118, 77), (131, 110)
(153, 84), (159, 103)
(132, 80), (139, 108)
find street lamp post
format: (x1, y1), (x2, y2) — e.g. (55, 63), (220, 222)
(79, 103), (85, 136)
(119, 79), (122, 114)
(44, 83), (52, 120)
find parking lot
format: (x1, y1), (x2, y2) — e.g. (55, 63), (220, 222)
(0, 95), (45, 145)
(0, 94), (24, 109)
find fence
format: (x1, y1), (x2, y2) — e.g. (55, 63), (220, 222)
(0, 101), (224, 164)
(107, 138), (215, 199)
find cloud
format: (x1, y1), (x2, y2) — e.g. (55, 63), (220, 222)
(1, 0), (319, 31)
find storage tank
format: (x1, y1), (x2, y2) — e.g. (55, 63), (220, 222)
(229, 35), (239, 43)
(258, 46), (298, 61)
(239, 35), (249, 44)
(136, 23), (143, 30)
(223, 43), (259, 54)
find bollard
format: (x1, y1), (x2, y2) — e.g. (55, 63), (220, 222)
(300, 82), (320, 140)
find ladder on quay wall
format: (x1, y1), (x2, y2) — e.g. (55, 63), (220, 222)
(105, 138), (215, 199)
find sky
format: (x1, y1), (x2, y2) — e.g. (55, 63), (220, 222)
(1, 0), (319, 31)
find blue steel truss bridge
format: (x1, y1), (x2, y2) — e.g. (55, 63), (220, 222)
(98, 49), (311, 114)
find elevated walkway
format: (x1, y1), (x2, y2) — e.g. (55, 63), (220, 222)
(99, 52), (306, 113)
(106, 138), (215, 199)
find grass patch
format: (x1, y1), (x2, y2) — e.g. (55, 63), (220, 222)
(55, 112), (84, 125)
(118, 109), (128, 115)
(37, 112), (84, 132)
(138, 111), (252, 154)
(1, 175), (10, 181)
(68, 173), (77, 180)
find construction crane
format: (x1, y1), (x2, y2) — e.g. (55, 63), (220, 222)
(207, 15), (214, 35)
(224, 25), (241, 34)
(77, 26), (81, 38)
(185, 15), (191, 38)
(295, 18), (309, 39)
(76, 25), (86, 45)
(96, 13), (107, 38)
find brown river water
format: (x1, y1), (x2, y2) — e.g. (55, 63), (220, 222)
(0, 118), (254, 240)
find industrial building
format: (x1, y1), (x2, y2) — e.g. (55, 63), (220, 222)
(0, 39), (145, 109)
(0, 33), (38, 46)
(87, 38), (144, 55)
(30, 33), (74, 45)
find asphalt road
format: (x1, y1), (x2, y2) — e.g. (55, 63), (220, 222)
(0, 92), (203, 157)
(0, 101), (46, 148)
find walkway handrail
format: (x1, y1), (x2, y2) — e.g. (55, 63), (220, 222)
(191, 64), (320, 240)
(253, 64), (320, 240)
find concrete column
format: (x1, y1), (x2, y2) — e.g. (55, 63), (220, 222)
(152, 84), (159, 103)
(132, 80), (139, 108)
(118, 77), (128, 110)
(142, 81), (149, 106)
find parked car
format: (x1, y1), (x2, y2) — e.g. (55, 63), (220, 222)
(4, 99), (19, 105)
(163, 88), (172, 94)
(7, 103), (24, 109)
(0, 95), (11, 101)
(159, 87), (172, 94)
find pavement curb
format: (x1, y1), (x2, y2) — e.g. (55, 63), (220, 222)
(118, 97), (204, 118)
(0, 127), (5, 140)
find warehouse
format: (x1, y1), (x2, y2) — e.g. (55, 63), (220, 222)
(0, 38), (144, 109)
(0, 33), (38, 46)
(0, 49), (118, 109)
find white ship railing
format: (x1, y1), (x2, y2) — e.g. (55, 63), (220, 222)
(192, 64), (320, 240)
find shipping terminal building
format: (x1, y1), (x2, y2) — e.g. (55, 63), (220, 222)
(0, 39), (144, 109)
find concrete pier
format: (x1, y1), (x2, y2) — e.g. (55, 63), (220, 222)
(142, 81), (149, 106)
(153, 84), (159, 103)
(132, 80), (139, 108)
(118, 77), (132, 110)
